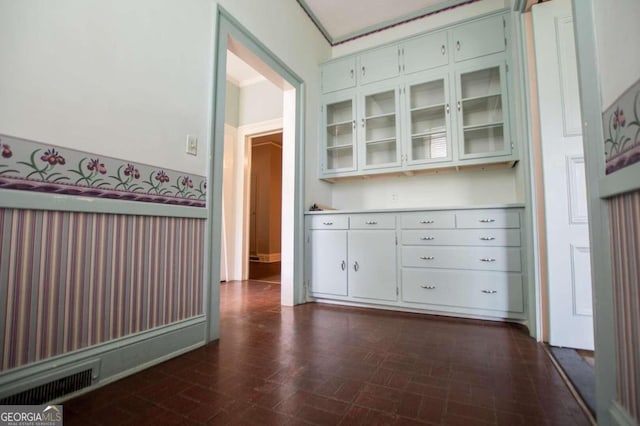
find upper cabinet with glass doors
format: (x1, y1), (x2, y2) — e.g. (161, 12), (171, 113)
(318, 12), (514, 180)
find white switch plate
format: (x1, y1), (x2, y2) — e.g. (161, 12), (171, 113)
(186, 135), (197, 156)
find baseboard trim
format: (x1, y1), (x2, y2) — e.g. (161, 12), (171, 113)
(610, 401), (637, 426)
(0, 316), (206, 402)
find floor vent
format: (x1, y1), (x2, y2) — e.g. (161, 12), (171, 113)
(0, 369), (93, 405)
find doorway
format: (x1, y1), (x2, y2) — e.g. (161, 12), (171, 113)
(248, 132), (282, 283)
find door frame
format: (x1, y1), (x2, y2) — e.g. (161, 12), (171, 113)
(204, 7), (306, 341)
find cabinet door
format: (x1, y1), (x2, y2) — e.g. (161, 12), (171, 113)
(455, 61), (511, 160)
(310, 230), (348, 296)
(452, 15), (506, 62)
(348, 230), (397, 301)
(359, 83), (402, 170)
(359, 45), (400, 85)
(402, 31), (449, 74)
(321, 57), (356, 93)
(403, 72), (453, 165)
(322, 93), (357, 174)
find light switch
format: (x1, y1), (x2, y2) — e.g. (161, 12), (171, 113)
(186, 135), (197, 156)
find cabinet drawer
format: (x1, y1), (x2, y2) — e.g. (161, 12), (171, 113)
(401, 212), (455, 229)
(402, 269), (524, 313)
(402, 229), (521, 247)
(452, 15), (506, 62)
(309, 215), (349, 229)
(350, 214), (396, 229)
(456, 210), (520, 229)
(402, 246), (521, 272)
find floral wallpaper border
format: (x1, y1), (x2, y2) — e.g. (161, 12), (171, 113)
(603, 79), (640, 175)
(0, 134), (206, 207)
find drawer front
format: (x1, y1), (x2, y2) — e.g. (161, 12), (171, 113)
(309, 215), (349, 230)
(402, 269), (524, 313)
(402, 246), (521, 272)
(401, 212), (455, 229)
(402, 229), (521, 247)
(350, 214), (396, 229)
(456, 210), (520, 229)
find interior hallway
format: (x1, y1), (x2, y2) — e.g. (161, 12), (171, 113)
(63, 282), (591, 425)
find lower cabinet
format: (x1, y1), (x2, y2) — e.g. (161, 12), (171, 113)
(306, 206), (526, 321)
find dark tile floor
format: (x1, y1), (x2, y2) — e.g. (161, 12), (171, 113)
(64, 281), (591, 425)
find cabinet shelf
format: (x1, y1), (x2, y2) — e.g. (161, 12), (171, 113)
(463, 122), (504, 131)
(327, 120), (353, 128)
(412, 128), (447, 138)
(410, 103), (446, 113)
(365, 137), (396, 146)
(461, 93), (501, 103)
(365, 112), (396, 121)
(327, 143), (354, 151)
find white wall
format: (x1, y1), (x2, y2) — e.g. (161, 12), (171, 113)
(328, 0), (522, 210)
(593, 0), (640, 108)
(0, 0), (332, 211)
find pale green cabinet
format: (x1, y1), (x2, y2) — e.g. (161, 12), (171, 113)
(310, 230), (348, 296)
(455, 60), (511, 160)
(402, 31), (449, 74)
(452, 14), (506, 62)
(359, 83), (402, 170)
(321, 56), (356, 94)
(322, 92), (357, 174)
(348, 230), (397, 301)
(359, 45), (399, 85)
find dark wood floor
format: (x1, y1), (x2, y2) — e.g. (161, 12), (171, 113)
(63, 281), (590, 425)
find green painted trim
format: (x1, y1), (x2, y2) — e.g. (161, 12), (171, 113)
(298, 0), (490, 46)
(572, 1), (618, 424)
(610, 401), (637, 426)
(206, 6), (307, 341)
(512, 0), (527, 13)
(0, 189), (207, 218)
(599, 162), (640, 198)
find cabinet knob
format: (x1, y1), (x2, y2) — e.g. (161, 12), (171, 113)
(365, 221), (378, 225)
(341, 260), (346, 271)
(353, 261), (360, 272)
(420, 237), (435, 241)
(362, 66), (366, 76)
(350, 69), (354, 79)
(420, 256), (435, 260)
(481, 289), (498, 294)
(480, 237), (496, 241)
(322, 221), (333, 225)
(419, 220), (435, 224)
(441, 44), (446, 55)
(421, 285), (437, 290)
(480, 258), (496, 262)
(456, 40), (461, 51)
(446, 104), (450, 114)
(352, 120), (356, 129)
(479, 219), (496, 223)
(457, 100), (461, 112)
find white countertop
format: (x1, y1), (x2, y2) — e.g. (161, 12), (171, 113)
(305, 203), (526, 215)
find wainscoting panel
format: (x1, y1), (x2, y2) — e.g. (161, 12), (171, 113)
(0, 208), (204, 371)
(609, 190), (640, 422)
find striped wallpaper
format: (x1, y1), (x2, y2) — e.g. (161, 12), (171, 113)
(609, 190), (640, 422)
(0, 208), (204, 371)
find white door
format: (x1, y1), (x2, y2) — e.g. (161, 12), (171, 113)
(533, 0), (594, 349)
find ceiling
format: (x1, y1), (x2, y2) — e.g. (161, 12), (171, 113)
(226, 51), (265, 87)
(297, 0), (478, 45)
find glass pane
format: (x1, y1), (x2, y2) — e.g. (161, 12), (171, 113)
(462, 95), (503, 127)
(326, 122), (353, 148)
(412, 133), (448, 161)
(410, 80), (445, 109)
(327, 147), (353, 170)
(365, 90), (395, 116)
(460, 66), (501, 99)
(366, 115), (396, 141)
(463, 126), (504, 154)
(366, 141), (397, 166)
(326, 100), (352, 124)
(411, 106), (446, 135)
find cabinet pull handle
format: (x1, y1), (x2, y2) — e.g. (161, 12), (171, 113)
(441, 44), (446, 55)
(419, 220), (435, 224)
(420, 256), (435, 260)
(322, 221), (333, 225)
(446, 104), (450, 114)
(362, 66), (366, 76)
(341, 260), (346, 271)
(350, 69), (354, 79)
(352, 120), (356, 129)
(353, 261), (359, 272)
(457, 100), (461, 112)
(420, 237), (435, 241)
(480, 237), (496, 241)
(421, 285), (437, 290)
(479, 219), (496, 223)
(361, 118), (365, 128)
(481, 289), (498, 294)
(365, 221), (378, 225)
(456, 40), (461, 51)
(480, 258), (496, 262)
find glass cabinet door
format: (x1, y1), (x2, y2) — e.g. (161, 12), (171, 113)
(323, 96), (356, 173)
(405, 75), (451, 165)
(457, 63), (510, 159)
(360, 86), (401, 169)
